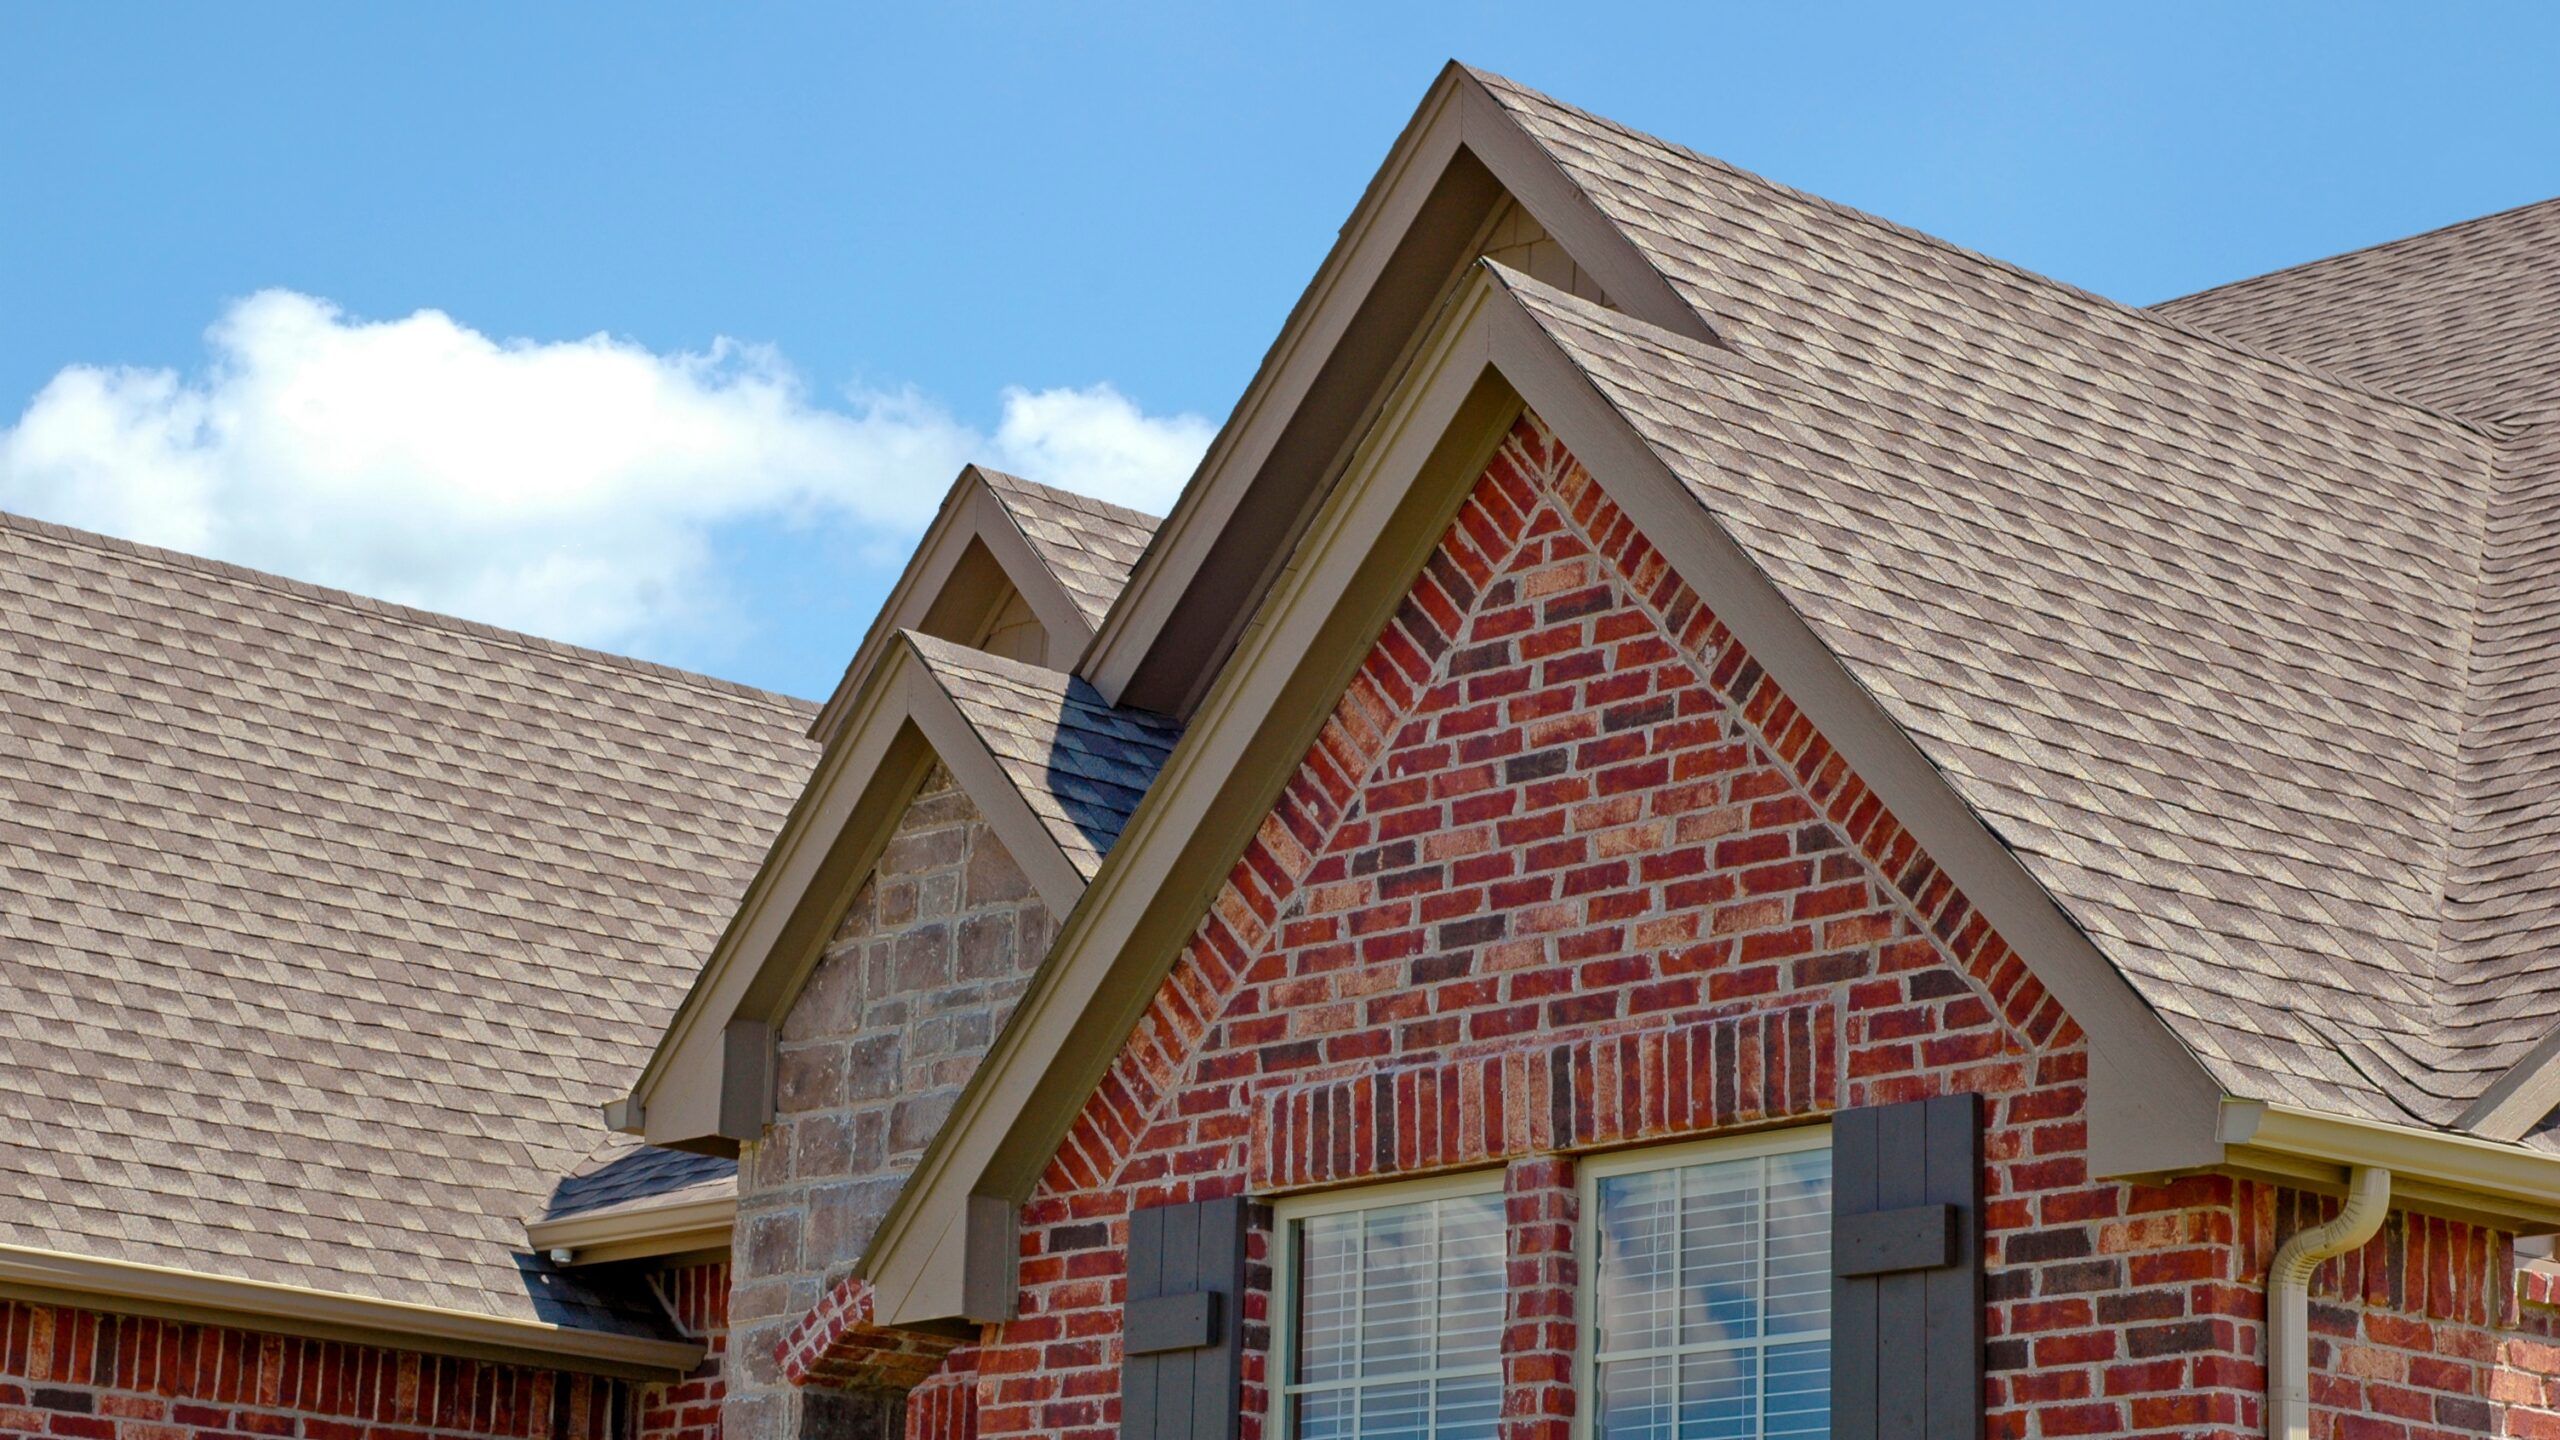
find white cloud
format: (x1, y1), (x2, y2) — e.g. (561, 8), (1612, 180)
(0, 290), (1214, 650)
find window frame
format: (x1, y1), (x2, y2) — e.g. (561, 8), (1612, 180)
(1573, 1124), (1834, 1440)
(1265, 1167), (1509, 1440)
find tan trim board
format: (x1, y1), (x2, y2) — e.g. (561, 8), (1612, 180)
(0, 1245), (704, 1380)
(630, 634), (1094, 1150)
(860, 266), (2231, 1330)
(864, 280), (1523, 1331)
(810, 467), (1101, 748)
(525, 1191), (737, 1268)
(1086, 63), (1710, 716)
(1471, 266), (2227, 1177)
(2457, 1028), (2560, 1141)
(901, 656), (1090, 917)
(2221, 1100), (2560, 1232)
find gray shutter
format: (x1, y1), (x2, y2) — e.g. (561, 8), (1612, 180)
(1121, 1196), (1247, 1440)
(1831, 1093), (1982, 1440)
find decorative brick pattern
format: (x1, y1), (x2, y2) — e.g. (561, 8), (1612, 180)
(933, 410), (2560, 1440)
(1253, 1003), (1831, 1192)
(774, 1278), (964, 1394)
(0, 1297), (623, 1440)
(729, 763), (1047, 1439)
(975, 414), (2081, 1440)
(897, 1352), (978, 1440)
(1500, 1156), (1577, 1440)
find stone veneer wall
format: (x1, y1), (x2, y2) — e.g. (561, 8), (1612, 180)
(725, 764), (1053, 1440)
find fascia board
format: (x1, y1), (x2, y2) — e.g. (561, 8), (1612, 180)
(965, 477), (1107, 674)
(631, 636), (1092, 1148)
(2223, 1100), (2560, 1231)
(898, 650), (1092, 917)
(0, 1245), (704, 1381)
(632, 642), (924, 1145)
(1473, 270), (2226, 1177)
(1083, 64), (1710, 712)
(524, 1191), (737, 1267)
(808, 471), (984, 746)
(864, 279), (1519, 1332)
(809, 469), (1103, 750)
(863, 268), (2239, 1328)
(2457, 1027), (2560, 1140)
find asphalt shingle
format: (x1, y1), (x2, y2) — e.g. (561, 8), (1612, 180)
(0, 513), (817, 1326)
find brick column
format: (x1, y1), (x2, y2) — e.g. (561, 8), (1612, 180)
(1503, 1154), (1580, 1440)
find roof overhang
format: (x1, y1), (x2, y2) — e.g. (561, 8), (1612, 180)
(1082, 62), (1717, 717)
(809, 465), (1100, 747)
(0, 1245), (704, 1381)
(2217, 1100), (2560, 1233)
(853, 263), (2233, 1330)
(526, 1188), (738, 1269)
(619, 633), (1091, 1154)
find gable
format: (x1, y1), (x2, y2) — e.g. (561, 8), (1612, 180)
(987, 416), (2087, 1437)
(623, 636), (1113, 1154)
(1084, 63), (1711, 717)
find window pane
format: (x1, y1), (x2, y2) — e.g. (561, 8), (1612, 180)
(1765, 1341), (1829, 1440)
(1764, 1151), (1831, 1337)
(1297, 1213), (1359, 1384)
(1598, 1353), (1677, 1440)
(1592, 1141), (1832, 1440)
(1361, 1204), (1434, 1374)
(1595, 1166), (1678, 1355)
(1286, 1189), (1505, 1440)
(1437, 1193), (1505, 1369)
(1678, 1158), (1763, 1346)
(1680, 1346), (1757, 1440)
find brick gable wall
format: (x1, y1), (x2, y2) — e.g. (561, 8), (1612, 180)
(0, 1261), (728, 1440)
(949, 413), (2560, 1440)
(727, 764), (1052, 1440)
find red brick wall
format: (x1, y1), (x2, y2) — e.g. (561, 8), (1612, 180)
(638, 1263), (728, 1440)
(962, 412), (2560, 1440)
(0, 1262), (730, 1440)
(0, 1299), (623, 1440)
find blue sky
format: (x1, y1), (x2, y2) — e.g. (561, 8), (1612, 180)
(4, 3), (2554, 700)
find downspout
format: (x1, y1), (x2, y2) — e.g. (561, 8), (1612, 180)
(2266, 1166), (2391, 1440)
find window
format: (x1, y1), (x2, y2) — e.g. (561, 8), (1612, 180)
(1272, 1174), (1507, 1440)
(1582, 1130), (1832, 1440)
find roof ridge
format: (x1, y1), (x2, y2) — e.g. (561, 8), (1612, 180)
(2154, 193), (2560, 314)
(0, 507), (819, 719)
(1462, 64), (2499, 448)
(973, 466), (1166, 528)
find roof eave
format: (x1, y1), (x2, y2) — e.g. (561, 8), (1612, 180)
(526, 1190), (738, 1268)
(0, 1245), (704, 1381)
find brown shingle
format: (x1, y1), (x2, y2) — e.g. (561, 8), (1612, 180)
(0, 512), (816, 1326)
(904, 631), (1181, 877)
(975, 469), (1162, 630)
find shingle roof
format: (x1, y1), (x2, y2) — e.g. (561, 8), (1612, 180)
(2155, 197), (2560, 428)
(0, 512), (816, 1327)
(1476, 66), (2560, 1134)
(904, 631), (1181, 877)
(2148, 200), (2560, 1098)
(975, 469), (1162, 630)
(539, 1134), (735, 1224)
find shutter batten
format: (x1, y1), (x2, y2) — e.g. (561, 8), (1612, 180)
(1121, 1195), (1248, 1440)
(1832, 1094), (1984, 1440)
